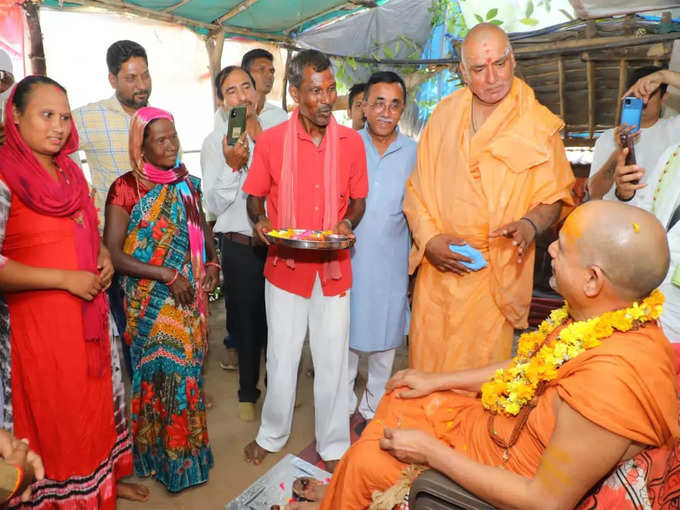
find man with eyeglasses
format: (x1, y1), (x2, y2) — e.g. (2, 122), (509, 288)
(404, 23), (575, 372)
(348, 71), (416, 423)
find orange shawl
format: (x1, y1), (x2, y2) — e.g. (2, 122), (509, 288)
(321, 323), (679, 510)
(404, 78), (575, 371)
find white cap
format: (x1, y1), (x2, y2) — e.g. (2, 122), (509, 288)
(0, 48), (13, 74)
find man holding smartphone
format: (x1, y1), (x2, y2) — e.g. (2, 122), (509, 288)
(609, 68), (680, 344)
(200, 66), (285, 422)
(587, 66), (680, 201)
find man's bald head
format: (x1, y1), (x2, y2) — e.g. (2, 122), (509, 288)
(562, 201), (669, 301)
(461, 23), (511, 66)
(459, 23), (515, 105)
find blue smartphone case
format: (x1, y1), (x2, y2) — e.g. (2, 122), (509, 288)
(620, 96), (643, 133)
(449, 243), (488, 271)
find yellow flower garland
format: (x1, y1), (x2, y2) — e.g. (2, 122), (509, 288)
(481, 290), (665, 417)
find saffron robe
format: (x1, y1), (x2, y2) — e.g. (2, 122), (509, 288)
(404, 78), (575, 372)
(320, 323), (679, 510)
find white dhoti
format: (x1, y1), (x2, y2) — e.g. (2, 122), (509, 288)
(256, 276), (351, 461)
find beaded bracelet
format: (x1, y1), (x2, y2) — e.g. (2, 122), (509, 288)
(206, 261), (221, 270)
(166, 269), (179, 286)
(8, 464), (23, 500)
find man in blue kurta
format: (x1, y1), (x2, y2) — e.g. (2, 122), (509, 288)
(349, 71), (417, 419)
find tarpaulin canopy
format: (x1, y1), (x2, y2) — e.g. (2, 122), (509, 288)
(42, 0), (389, 41)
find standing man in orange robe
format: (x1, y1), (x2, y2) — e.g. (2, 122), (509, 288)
(404, 23), (575, 372)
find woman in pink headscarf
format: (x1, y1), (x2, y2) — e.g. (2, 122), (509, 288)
(104, 107), (219, 492)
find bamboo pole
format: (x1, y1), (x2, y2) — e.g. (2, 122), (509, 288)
(558, 57), (566, 133)
(586, 56), (595, 138)
(616, 59), (628, 123)
(22, 1), (47, 75)
(51, 0), (290, 42)
(216, 0), (261, 24)
(282, 48), (291, 112)
(205, 29), (225, 111)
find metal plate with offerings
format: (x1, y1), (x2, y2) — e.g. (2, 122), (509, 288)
(264, 229), (354, 251)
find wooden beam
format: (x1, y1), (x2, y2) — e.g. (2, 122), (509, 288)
(286, 1), (359, 35)
(48, 0), (290, 42)
(162, 0), (191, 13)
(216, 0), (261, 24)
(616, 59), (628, 123)
(205, 29), (225, 111)
(586, 56), (595, 138)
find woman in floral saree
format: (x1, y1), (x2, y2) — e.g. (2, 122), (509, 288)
(104, 106), (219, 492)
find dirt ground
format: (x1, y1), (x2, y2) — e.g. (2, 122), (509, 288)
(117, 298), (408, 509)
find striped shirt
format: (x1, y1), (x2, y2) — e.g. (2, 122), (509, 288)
(72, 96), (132, 226)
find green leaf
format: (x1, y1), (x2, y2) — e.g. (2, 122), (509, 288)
(525, 0), (534, 17)
(520, 16), (539, 26)
(346, 57), (357, 70)
(486, 8), (498, 19)
(474, 13), (484, 23)
(491, 19), (504, 25)
(383, 45), (394, 59)
(394, 41), (401, 55)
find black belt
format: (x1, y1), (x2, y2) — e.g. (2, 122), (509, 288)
(223, 232), (255, 247)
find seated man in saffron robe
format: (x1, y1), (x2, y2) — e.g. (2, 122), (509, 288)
(288, 200), (679, 510)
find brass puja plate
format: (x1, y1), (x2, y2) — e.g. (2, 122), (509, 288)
(264, 229), (355, 251)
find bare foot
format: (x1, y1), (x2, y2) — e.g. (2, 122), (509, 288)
(324, 459), (340, 473)
(286, 502), (321, 510)
(293, 478), (328, 501)
(117, 481), (150, 502)
(244, 440), (270, 465)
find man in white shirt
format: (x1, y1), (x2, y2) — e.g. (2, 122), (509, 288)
(608, 68), (680, 342)
(588, 66), (680, 201)
(200, 66), (285, 422)
(242, 48), (288, 128)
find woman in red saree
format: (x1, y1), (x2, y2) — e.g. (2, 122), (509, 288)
(0, 76), (132, 509)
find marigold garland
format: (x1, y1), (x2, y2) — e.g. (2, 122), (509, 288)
(481, 289), (665, 417)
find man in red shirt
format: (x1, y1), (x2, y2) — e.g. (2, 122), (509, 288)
(242, 49), (368, 471)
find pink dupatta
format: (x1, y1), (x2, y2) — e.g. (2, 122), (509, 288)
(277, 108), (342, 282)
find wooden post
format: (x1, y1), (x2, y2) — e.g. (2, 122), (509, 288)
(616, 59), (628, 123)
(205, 29), (225, 111)
(22, 1), (47, 75)
(586, 55), (595, 139)
(282, 48), (291, 112)
(557, 56), (567, 138)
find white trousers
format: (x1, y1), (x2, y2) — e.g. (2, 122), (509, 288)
(348, 348), (396, 419)
(256, 277), (350, 461)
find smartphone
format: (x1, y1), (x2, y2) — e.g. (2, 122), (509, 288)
(620, 96), (643, 133)
(227, 105), (247, 146)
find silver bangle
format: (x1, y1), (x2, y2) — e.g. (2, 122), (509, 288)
(341, 218), (353, 229)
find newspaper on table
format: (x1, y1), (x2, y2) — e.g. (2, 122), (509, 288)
(226, 454), (331, 510)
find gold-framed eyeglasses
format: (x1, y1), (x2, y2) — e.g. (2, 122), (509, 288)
(367, 100), (404, 113)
